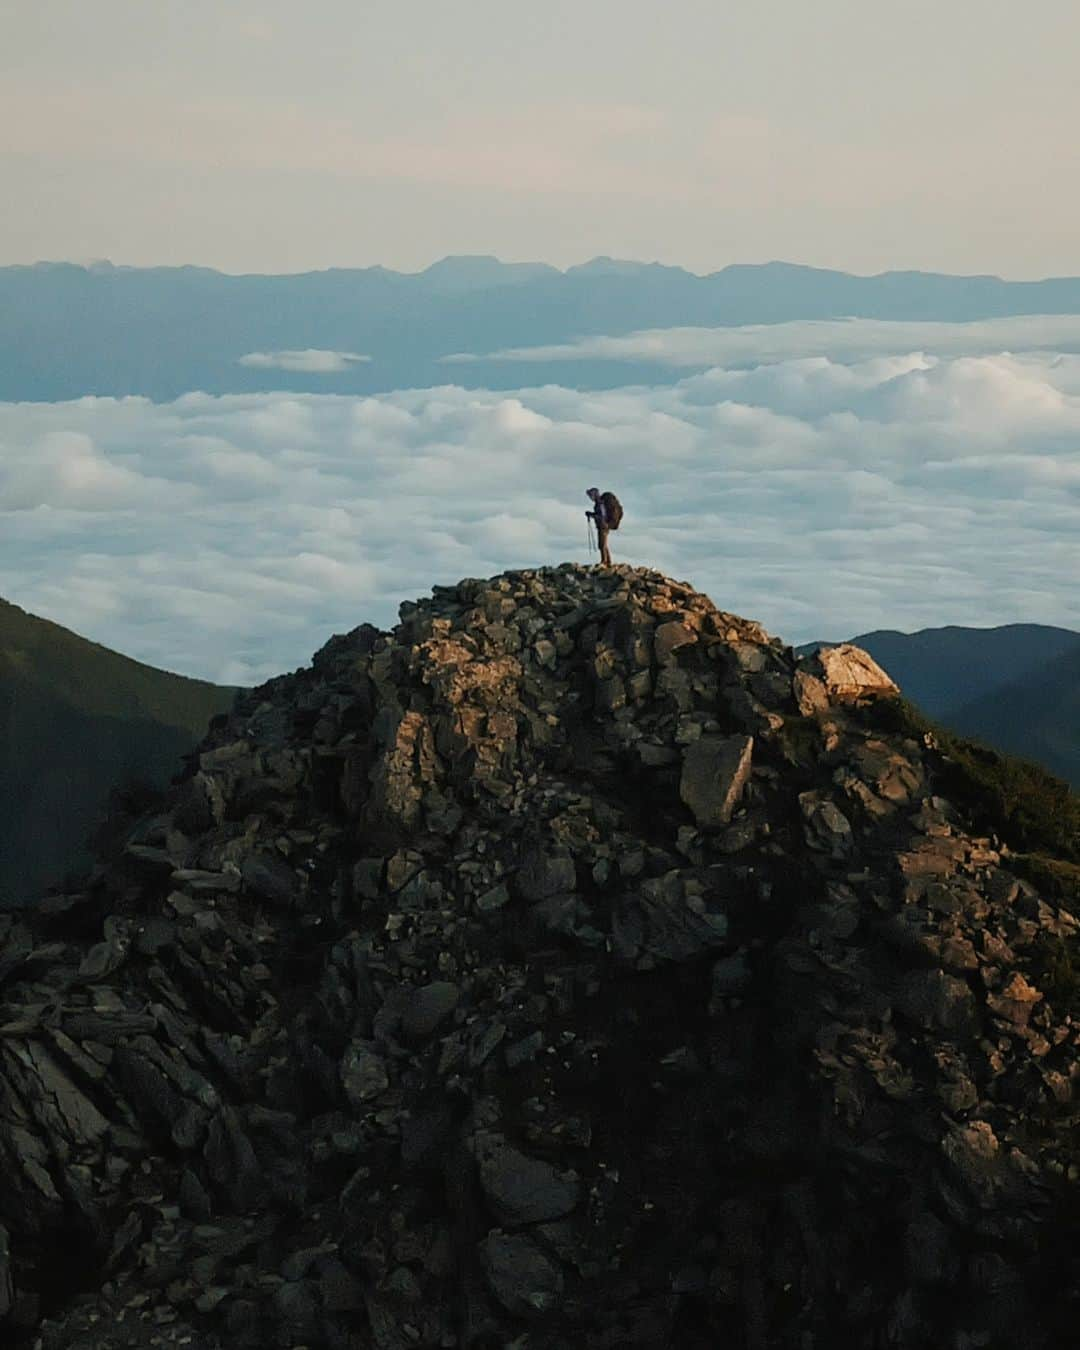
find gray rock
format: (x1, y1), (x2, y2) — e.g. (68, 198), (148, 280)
(728, 641), (768, 673)
(171, 867), (241, 894)
(516, 849), (577, 902)
(627, 668), (653, 701)
(13, 1041), (110, 1148)
(476, 882), (510, 912)
(748, 671), (794, 709)
(897, 971), (977, 1035)
(506, 1031), (544, 1069)
(637, 741), (681, 767)
(271, 1278), (319, 1344)
(133, 916), (176, 956)
(76, 939), (125, 981)
(241, 853), (298, 907)
(475, 1132), (580, 1225)
(480, 1229), (564, 1317)
(612, 890), (729, 966)
(679, 735), (754, 829)
(352, 857), (384, 901)
(179, 1168), (213, 1222)
(467, 1019), (507, 1069)
(711, 950), (752, 998)
(399, 981), (461, 1042)
(800, 791), (854, 855)
(654, 620), (697, 664)
(341, 1040), (389, 1106)
(318, 1256), (366, 1312)
(595, 675), (627, 712)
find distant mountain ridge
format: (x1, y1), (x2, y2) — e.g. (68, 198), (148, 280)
(6, 255), (1080, 400)
(0, 596), (236, 907)
(818, 623), (1080, 788)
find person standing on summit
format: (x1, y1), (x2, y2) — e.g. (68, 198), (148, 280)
(586, 487), (623, 567)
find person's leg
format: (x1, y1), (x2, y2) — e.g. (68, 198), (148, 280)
(599, 526), (612, 566)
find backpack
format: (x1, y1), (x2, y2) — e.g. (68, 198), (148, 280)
(600, 491), (623, 530)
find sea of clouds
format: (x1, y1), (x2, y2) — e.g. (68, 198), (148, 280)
(2, 319), (1078, 685)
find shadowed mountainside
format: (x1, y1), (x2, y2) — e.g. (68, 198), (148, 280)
(947, 644), (1080, 790)
(0, 597), (237, 907)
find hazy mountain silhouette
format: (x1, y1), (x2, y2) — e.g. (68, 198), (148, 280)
(0, 596), (236, 907)
(6, 256), (1080, 400)
(825, 624), (1080, 787)
(417, 254), (560, 292)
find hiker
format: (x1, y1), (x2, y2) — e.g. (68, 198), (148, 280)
(585, 487), (623, 567)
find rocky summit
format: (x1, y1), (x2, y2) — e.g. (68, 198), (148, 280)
(2, 563), (1079, 1349)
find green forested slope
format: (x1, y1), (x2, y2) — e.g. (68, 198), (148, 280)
(0, 597), (236, 905)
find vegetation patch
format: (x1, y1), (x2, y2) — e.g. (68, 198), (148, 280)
(866, 698), (1080, 861)
(1034, 933), (1080, 1021)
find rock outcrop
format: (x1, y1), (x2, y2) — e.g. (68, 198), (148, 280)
(1, 564), (1078, 1349)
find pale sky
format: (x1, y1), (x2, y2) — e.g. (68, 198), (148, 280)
(2, 0), (1078, 276)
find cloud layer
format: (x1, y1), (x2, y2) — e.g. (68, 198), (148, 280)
(1, 345), (1078, 685)
(444, 314), (1080, 367)
(238, 349), (371, 373)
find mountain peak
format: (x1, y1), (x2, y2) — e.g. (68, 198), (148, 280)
(567, 255), (693, 279)
(5, 564), (1079, 1348)
(416, 254), (559, 292)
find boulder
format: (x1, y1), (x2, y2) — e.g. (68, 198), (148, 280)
(809, 644), (899, 702)
(800, 791), (854, 856)
(475, 1132), (580, 1225)
(516, 849), (577, 902)
(679, 734), (753, 829)
(399, 981), (461, 1042)
(241, 853), (298, 907)
(654, 620), (697, 664)
(480, 1230), (564, 1318)
(341, 1041), (389, 1106)
(897, 970), (977, 1035)
(793, 668), (830, 716)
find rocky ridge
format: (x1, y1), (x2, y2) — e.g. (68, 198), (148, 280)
(1, 563), (1078, 1348)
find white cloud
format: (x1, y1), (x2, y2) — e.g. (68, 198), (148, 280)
(238, 349), (371, 373)
(0, 427), (180, 511)
(0, 345), (1078, 686)
(443, 314), (1080, 368)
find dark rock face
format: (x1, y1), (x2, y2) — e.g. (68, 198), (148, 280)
(679, 734), (753, 829)
(1, 563), (1078, 1349)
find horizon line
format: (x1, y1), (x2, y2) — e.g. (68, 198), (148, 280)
(6, 254), (1078, 286)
